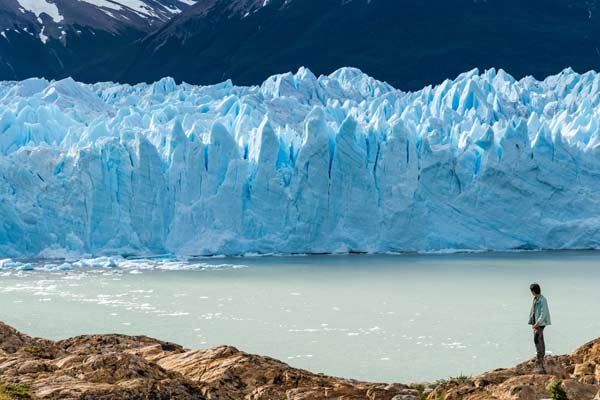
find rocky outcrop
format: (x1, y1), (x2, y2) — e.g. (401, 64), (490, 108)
(0, 322), (417, 400)
(1, 321), (599, 400)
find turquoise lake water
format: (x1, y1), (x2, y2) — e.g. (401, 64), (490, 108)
(0, 251), (599, 383)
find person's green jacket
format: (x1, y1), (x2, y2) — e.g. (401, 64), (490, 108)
(528, 294), (551, 326)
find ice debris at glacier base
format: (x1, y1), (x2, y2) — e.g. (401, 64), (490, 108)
(0, 256), (246, 272)
(0, 67), (599, 257)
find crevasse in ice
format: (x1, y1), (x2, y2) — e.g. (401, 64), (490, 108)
(0, 67), (599, 257)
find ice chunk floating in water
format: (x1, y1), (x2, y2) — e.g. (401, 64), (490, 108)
(0, 67), (599, 257)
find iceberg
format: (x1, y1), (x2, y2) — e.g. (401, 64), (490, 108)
(0, 67), (599, 257)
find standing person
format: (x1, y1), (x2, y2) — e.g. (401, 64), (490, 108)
(528, 283), (551, 373)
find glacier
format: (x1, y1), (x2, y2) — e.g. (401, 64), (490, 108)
(0, 67), (599, 258)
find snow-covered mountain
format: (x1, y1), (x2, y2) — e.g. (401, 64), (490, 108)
(1, 0), (196, 36)
(0, 0), (196, 82)
(0, 67), (598, 257)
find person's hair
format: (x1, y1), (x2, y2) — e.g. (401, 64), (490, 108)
(530, 283), (541, 295)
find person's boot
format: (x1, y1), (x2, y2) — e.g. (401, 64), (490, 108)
(532, 357), (546, 374)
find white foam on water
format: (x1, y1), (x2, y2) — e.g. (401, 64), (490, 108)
(0, 257), (247, 273)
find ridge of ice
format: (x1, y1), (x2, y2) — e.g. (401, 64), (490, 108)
(0, 67), (599, 257)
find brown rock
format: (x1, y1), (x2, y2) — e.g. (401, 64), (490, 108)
(2, 321), (600, 400)
(156, 345), (406, 399)
(560, 378), (599, 400)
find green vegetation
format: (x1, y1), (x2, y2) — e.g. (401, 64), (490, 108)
(550, 380), (568, 400)
(409, 384), (446, 400)
(0, 383), (32, 400)
(20, 346), (39, 355)
(450, 373), (470, 382)
(411, 384), (427, 400)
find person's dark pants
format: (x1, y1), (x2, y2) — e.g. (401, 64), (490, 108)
(534, 326), (545, 367)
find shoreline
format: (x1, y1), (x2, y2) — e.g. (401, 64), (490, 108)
(5, 247), (600, 264)
(1, 322), (599, 400)
(1, 249), (599, 274)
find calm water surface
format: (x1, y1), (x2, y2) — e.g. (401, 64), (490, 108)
(0, 251), (599, 383)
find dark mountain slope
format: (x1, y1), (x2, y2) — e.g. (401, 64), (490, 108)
(120, 0), (600, 90)
(2, 0), (599, 88)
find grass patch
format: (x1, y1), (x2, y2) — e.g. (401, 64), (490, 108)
(410, 383), (446, 400)
(450, 373), (470, 382)
(0, 383), (32, 400)
(409, 384), (427, 400)
(20, 347), (39, 355)
(550, 380), (568, 400)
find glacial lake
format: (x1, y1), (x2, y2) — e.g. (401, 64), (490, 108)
(0, 251), (599, 383)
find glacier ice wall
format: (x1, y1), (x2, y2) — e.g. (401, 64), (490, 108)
(0, 67), (599, 257)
